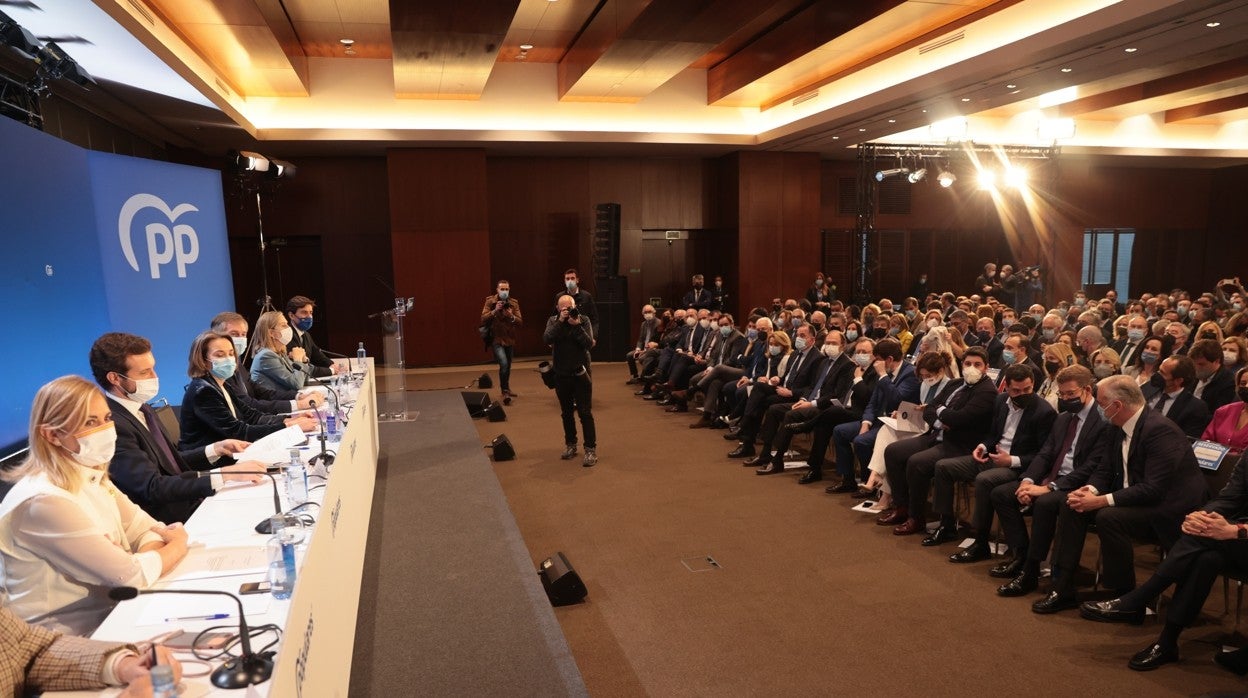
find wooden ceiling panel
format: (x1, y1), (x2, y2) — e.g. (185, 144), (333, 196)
(390, 0), (522, 99)
(497, 28), (578, 62)
(689, 0), (809, 70)
(1166, 92), (1248, 123)
(147, 0), (268, 26)
(557, 0), (781, 102)
(295, 21), (392, 59)
(181, 24), (298, 70)
(283, 0), (390, 24)
(1059, 55), (1248, 118)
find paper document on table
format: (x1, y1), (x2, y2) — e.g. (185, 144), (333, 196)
(132, 589), (272, 626)
(237, 425), (306, 464)
(166, 545), (269, 582)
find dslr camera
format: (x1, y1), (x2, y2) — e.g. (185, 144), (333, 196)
(567, 306), (580, 319)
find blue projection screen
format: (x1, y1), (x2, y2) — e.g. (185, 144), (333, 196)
(0, 119), (234, 458)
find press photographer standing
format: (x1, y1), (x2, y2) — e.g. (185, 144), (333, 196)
(544, 295), (598, 467)
(481, 279), (522, 404)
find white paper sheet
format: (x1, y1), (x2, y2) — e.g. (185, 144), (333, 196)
(236, 425), (307, 464)
(165, 545), (270, 582)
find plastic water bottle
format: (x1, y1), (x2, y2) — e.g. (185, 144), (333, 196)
(266, 533), (296, 600)
(150, 664), (178, 697)
(325, 411), (338, 442)
(285, 448), (307, 506)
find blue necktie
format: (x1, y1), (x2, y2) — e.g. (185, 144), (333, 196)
(808, 362), (832, 402)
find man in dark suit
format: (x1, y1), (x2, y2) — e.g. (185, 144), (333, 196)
(1145, 356), (1212, 438)
(728, 324), (825, 459)
(994, 365), (1107, 595)
(881, 346), (998, 537)
(993, 332), (1045, 389)
(88, 333), (266, 524)
(669, 314), (747, 413)
(1189, 339), (1236, 412)
(829, 338), (919, 491)
(1081, 454), (1248, 672)
(1112, 314), (1150, 369)
(752, 330), (854, 478)
(680, 274), (715, 311)
(285, 295), (339, 378)
(1031, 375), (1209, 614)
(798, 337), (882, 485)
(626, 304), (660, 382)
(211, 311), (312, 412)
(935, 364), (1056, 561)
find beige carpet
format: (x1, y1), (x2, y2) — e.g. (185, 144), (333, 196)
(407, 359), (1247, 697)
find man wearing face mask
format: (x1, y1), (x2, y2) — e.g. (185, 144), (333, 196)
(285, 295), (340, 378)
(89, 333), (257, 524)
(1188, 339), (1236, 412)
(678, 315), (748, 417)
(481, 279), (523, 403)
(626, 304), (661, 384)
(710, 276), (729, 313)
(1143, 356), (1212, 439)
(880, 347), (998, 536)
(554, 269), (598, 344)
(754, 330), (855, 481)
(1113, 314), (1150, 368)
(657, 309), (713, 403)
(931, 365), (1056, 560)
(995, 333), (1045, 390)
(829, 338), (920, 493)
(544, 295), (597, 467)
(210, 312), (315, 414)
(1031, 376), (1208, 616)
(681, 274), (714, 311)
(729, 324), (825, 460)
(638, 309), (687, 397)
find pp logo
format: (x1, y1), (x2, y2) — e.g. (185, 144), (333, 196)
(117, 193), (200, 279)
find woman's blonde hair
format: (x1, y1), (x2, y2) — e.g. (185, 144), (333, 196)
(1196, 320), (1224, 344)
(769, 330), (793, 352)
(1091, 347), (1123, 372)
(1042, 343), (1078, 374)
(4, 375), (103, 493)
(252, 311), (289, 356)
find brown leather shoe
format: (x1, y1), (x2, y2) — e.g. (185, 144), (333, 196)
(893, 518), (925, 536)
(875, 507), (908, 526)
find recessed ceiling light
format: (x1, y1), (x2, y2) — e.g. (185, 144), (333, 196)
(339, 38), (355, 45)
(520, 44), (534, 51)
(1010, 90), (1020, 94)
(921, 109), (927, 113)
(888, 119), (896, 123)
(1006, 84), (1017, 89)
(1207, 21), (1221, 27)
(1060, 67), (1072, 73)
(832, 136), (839, 140)
(858, 128), (866, 132)
(960, 97), (970, 102)
(1124, 47), (1137, 53)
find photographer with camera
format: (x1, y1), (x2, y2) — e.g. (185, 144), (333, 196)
(544, 295), (598, 467)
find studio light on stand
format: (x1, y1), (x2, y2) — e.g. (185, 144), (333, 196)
(227, 151), (295, 314)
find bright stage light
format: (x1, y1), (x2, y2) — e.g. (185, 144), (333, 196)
(977, 170), (997, 190)
(1004, 165), (1028, 188)
(907, 168), (927, 183)
(937, 170), (956, 188)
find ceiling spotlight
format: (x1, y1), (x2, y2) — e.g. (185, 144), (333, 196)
(35, 42), (95, 87)
(1124, 47), (1137, 53)
(519, 43), (534, 51)
(1004, 165), (1028, 188)
(888, 119), (896, 123)
(858, 128), (866, 132)
(339, 38), (354, 46)
(907, 168), (927, 184)
(1207, 21), (1221, 27)
(875, 168), (909, 182)
(960, 97), (971, 102)
(977, 170), (997, 190)
(339, 38), (356, 55)
(937, 170), (957, 188)
(1006, 84), (1017, 89)
(1060, 67), (1072, 73)
(231, 150), (270, 173)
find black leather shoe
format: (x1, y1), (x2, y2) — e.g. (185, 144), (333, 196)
(783, 419), (816, 434)
(1128, 643), (1178, 671)
(921, 524), (959, 547)
(797, 471), (822, 484)
(755, 462), (783, 475)
(634, 389), (651, 396)
(1214, 647), (1248, 676)
(743, 453), (771, 466)
(656, 397), (673, 406)
(642, 393), (660, 401)
(997, 573), (1038, 597)
(666, 403), (688, 413)
(1031, 591), (1078, 614)
(1080, 599), (1145, 625)
(723, 430), (742, 440)
(827, 481), (858, 494)
(949, 541), (992, 563)
(989, 556), (1026, 579)
(727, 445), (755, 458)
(689, 418), (713, 429)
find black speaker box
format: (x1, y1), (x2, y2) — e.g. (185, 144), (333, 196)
(486, 402), (506, 422)
(489, 434), (515, 461)
(462, 391), (490, 418)
(537, 552), (587, 606)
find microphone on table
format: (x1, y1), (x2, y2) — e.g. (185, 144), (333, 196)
(108, 586), (273, 689)
(306, 397), (335, 471)
(320, 350), (354, 375)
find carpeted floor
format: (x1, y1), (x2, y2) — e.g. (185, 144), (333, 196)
(406, 359), (1248, 697)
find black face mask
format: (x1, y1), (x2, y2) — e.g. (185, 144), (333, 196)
(1200, 332), (1217, 340)
(773, 304), (782, 311)
(977, 330), (992, 343)
(1044, 360), (1061, 375)
(693, 283), (703, 290)
(1239, 387), (1248, 404)
(1057, 396), (1083, 414)
(1011, 393), (1037, 410)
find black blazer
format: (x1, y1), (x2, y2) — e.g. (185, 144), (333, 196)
(805, 354), (854, 404)
(178, 378), (286, 451)
(923, 377), (997, 450)
(1028, 407), (1109, 489)
(227, 366), (296, 405)
(1206, 457), (1248, 521)
(1148, 389), (1213, 440)
(287, 328), (333, 377)
(1200, 368), (1236, 412)
(981, 393), (1057, 471)
(1087, 406), (1209, 519)
(819, 368), (878, 417)
(781, 348), (825, 396)
(108, 403), (213, 524)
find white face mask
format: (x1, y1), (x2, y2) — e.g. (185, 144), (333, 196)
(852, 353), (872, 367)
(122, 376), (159, 403)
(278, 326), (294, 345)
(822, 344), (841, 359)
(923, 377), (942, 388)
(643, 312), (655, 321)
(231, 336), (248, 358)
(685, 316), (696, 327)
(962, 366), (984, 384)
(699, 319), (711, 329)
(926, 319), (939, 329)
(1226, 351), (1239, 365)
(63, 424), (117, 468)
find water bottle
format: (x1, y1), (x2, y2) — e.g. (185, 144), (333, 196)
(285, 448), (307, 506)
(325, 410), (338, 442)
(266, 533), (297, 600)
(150, 664), (178, 697)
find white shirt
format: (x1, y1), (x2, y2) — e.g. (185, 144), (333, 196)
(0, 466), (165, 635)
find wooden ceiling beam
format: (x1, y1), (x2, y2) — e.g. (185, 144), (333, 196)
(390, 0), (521, 100)
(1165, 91), (1248, 123)
(1060, 55), (1248, 118)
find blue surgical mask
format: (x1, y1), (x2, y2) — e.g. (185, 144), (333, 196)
(231, 336), (247, 358)
(905, 310), (917, 320)
(747, 329), (758, 341)
(1126, 328), (1144, 342)
(1031, 313), (1044, 323)
(1042, 328), (1056, 341)
(498, 290), (509, 300)
(211, 357), (236, 380)
(792, 318), (802, 329)
(845, 330), (859, 341)
(1001, 349), (1016, 364)
(794, 337), (808, 351)
(1140, 350), (1159, 364)
(719, 325), (732, 337)
(295, 317), (313, 332)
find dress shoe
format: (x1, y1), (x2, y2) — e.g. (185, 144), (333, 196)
(783, 419), (816, 434)
(875, 507), (908, 526)
(642, 393), (660, 401)
(727, 445), (755, 458)
(626, 377), (640, 385)
(827, 481), (859, 494)
(634, 389), (651, 396)
(893, 518), (925, 536)
(989, 556), (1026, 579)
(670, 390), (687, 400)
(666, 403), (688, 413)
(1031, 591), (1078, 614)
(997, 572), (1038, 597)
(656, 397), (674, 406)
(949, 541), (992, 563)
(921, 523), (959, 546)
(755, 462), (783, 475)
(743, 453), (771, 466)
(722, 429), (742, 440)
(1128, 643), (1178, 672)
(689, 418), (713, 429)
(797, 471), (822, 484)
(1214, 647), (1248, 676)
(1079, 599), (1145, 625)
(850, 488), (877, 499)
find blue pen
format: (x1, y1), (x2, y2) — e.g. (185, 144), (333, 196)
(166, 612), (230, 621)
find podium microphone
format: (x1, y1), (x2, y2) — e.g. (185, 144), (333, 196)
(108, 586), (273, 689)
